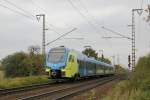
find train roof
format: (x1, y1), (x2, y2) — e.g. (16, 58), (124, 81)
(48, 46), (113, 68)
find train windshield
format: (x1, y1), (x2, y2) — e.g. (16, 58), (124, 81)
(48, 48), (65, 63)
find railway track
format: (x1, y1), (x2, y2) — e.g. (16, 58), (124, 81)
(0, 75), (119, 100)
(0, 81), (55, 96)
(0, 78), (97, 98)
(20, 76), (118, 100)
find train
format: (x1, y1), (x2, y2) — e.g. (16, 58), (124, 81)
(45, 46), (114, 80)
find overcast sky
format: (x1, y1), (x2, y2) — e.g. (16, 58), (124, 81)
(0, 0), (149, 68)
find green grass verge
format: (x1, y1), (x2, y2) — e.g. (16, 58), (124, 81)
(102, 54), (150, 100)
(102, 80), (150, 100)
(0, 71), (4, 80)
(0, 76), (49, 89)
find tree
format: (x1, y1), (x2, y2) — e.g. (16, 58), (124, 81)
(82, 48), (112, 64)
(0, 60), (3, 71)
(114, 64), (126, 74)
(145, 5), (150, 22)
(2, 52), (44, 78)
(28, 45), (44, 73)
(2, 52), (30, 77)
(82, 48), (98, 59)
(25, 54), (44, 76)
(130, 54), (150, 88)
(97, 57), (111, 64)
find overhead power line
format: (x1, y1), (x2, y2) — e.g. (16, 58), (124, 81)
(45, 22), (62, 35)
(67, 0), (99, 32)
(63, 37), (84, 40)
(77, 0), (103, 26)
(0, 3), (33, 20)
(31, 0), (47, 13)
(2, 0), (61, 34)
(31, 0), (73, 35)
(102, 26), (132, 40)
(3, 0), (35, 18)
(102, 36), (131, 39)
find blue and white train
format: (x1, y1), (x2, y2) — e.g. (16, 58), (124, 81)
(45, 46), (114, 79)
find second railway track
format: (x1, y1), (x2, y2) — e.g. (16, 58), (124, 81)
(0, 81), (55, 96)
(0, 75), (119, 100)
(20, 76), (118, 100)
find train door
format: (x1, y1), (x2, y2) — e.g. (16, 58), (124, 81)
(84, 60), (87, 76)
(68, 54), (78, 77)
(68, 55), (73, 68)
(78, 60), (84, 77)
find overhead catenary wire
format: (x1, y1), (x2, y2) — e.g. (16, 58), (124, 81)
(3, 0), (35, 18)
(67, 0), (100, 33)
(31, 0), (61, 34)
(31, 0), (83, 46)
(68, 0), (113, 46)
(0, 3), (33, 20)
(30, 0), (70, 28)
(102, 26), (132, 40)
(102, 36), (131, 39)
(31, 0), (73, 35)
(46, 28), (77, 46)
(31, 0), (47, 13)
(77, 0), (103, 26)
(31, 0), (97, 40)
(76, 0), (113, 48)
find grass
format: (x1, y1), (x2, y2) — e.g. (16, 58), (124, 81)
(102, 54), (150, 100)
(0, 71), (4, 80)
(102, 80), (150, 100)
(0, 75), (49, 89)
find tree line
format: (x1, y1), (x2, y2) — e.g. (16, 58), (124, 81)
(0, 46), (124, 78)
(82, 47), (111, 64)
(1, 46), (44, 78)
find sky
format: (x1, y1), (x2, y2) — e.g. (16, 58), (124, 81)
(0, 0), (149, 68)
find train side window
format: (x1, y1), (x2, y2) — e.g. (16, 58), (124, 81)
(77, 60), (79, 64)
(81, 60), (84, 67)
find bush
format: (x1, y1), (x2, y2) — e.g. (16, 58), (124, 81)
(114, 65), (127, 75)
(0, 61), (3, 71)
(0, 71), (4, 80)
(103, 54), (150, 100)
(2, 52), (44, 78)
(130, 54), (150, 89)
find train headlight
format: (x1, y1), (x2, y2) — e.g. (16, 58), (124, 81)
(45, 68), (50, 72)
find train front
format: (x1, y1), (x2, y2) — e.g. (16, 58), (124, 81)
(45, 47), (68, 79)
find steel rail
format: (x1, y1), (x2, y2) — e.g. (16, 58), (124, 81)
(0, 77), (106, 99)
(20, 76), (117, 100)
(55, 76), (117, 100)
(0, 81), (55, 96)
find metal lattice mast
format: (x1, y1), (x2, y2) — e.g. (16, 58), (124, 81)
(131, 9), (135, 70)
(36, 14), (47, 66)
(131, 9), (143, 70)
